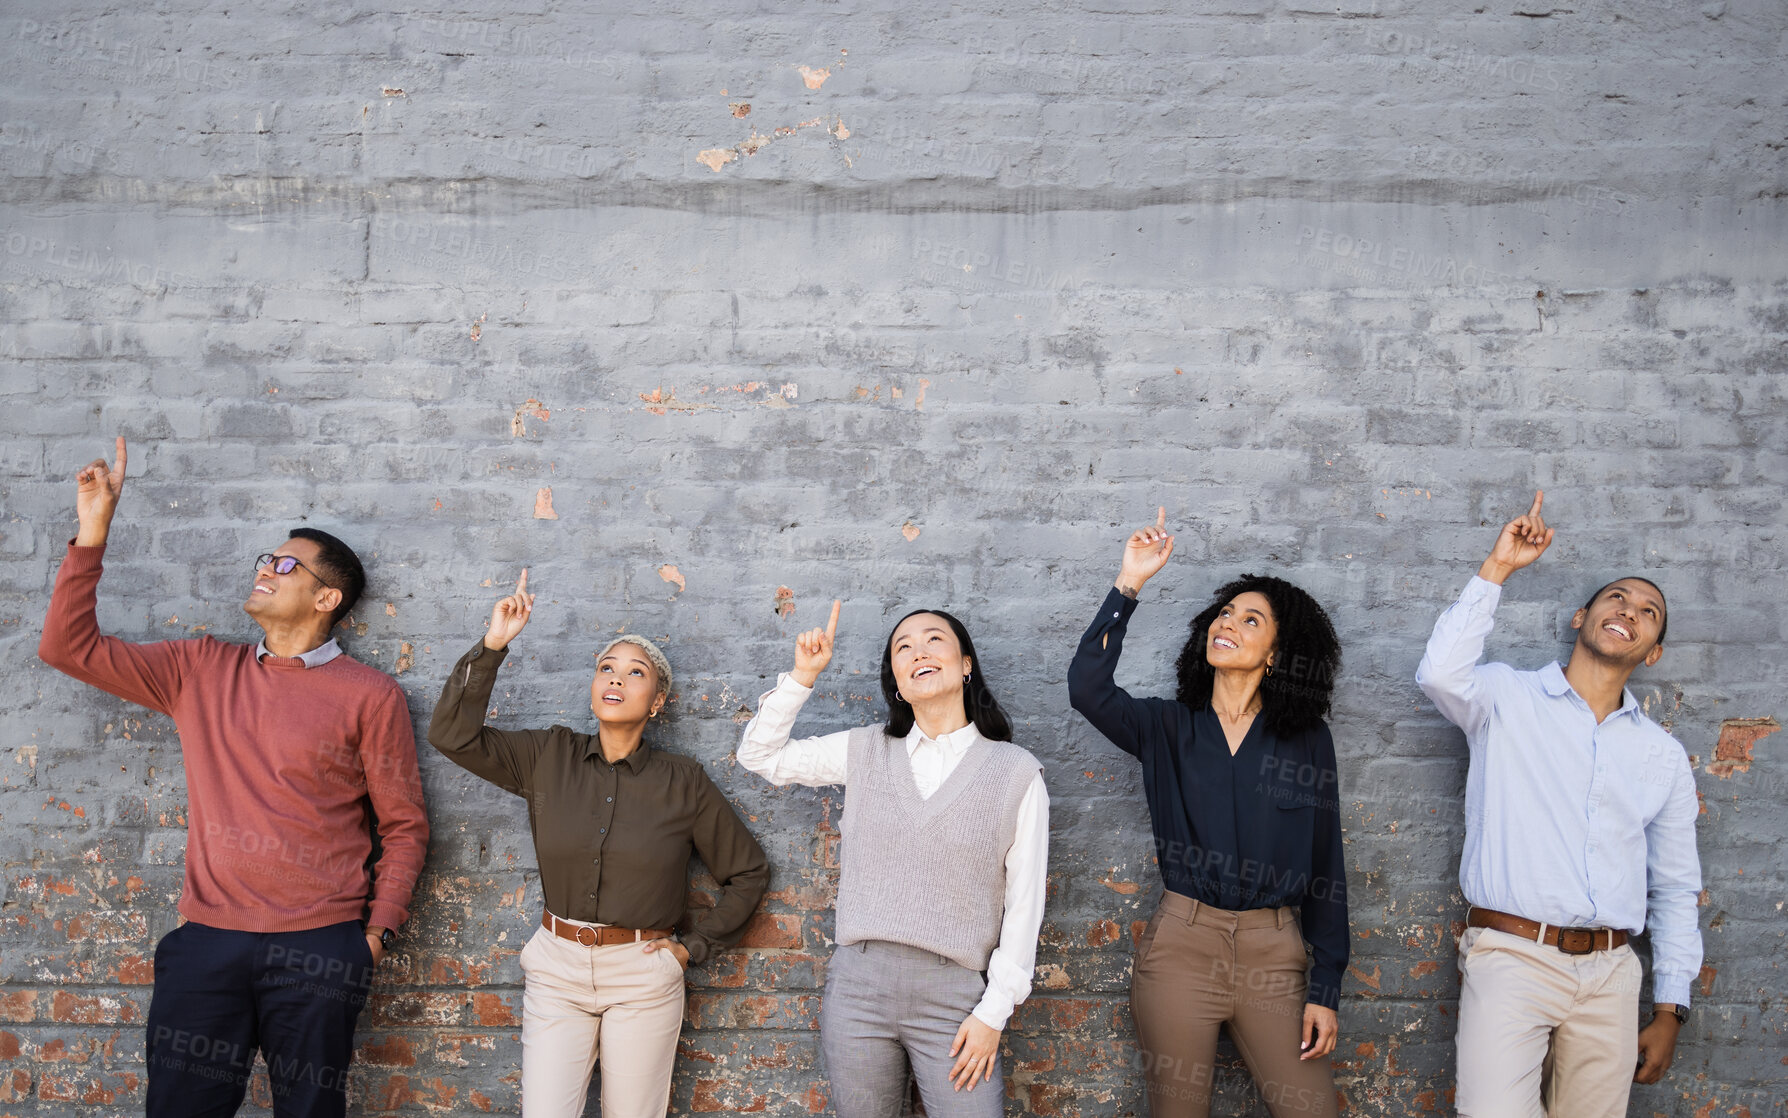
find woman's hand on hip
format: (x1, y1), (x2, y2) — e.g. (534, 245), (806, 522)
(789, 598), (840, 688)
(1301, 1002), (1338, 1060)
(642, 938), (688, 970)
(948, 1013), (1000, 1091)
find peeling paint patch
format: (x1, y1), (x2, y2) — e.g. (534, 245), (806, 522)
(638, 386), (713, 415)
(533, 488), (559, 520)
(470, 313), (486, 342)
(1709, 717), (1777, 778)
(385, 603), (397, 617)
(695, 114), (844, 173)
(901, 522), (921, 542)
(773, 586), (796, 618)
(658, 565), (685, 593)
(797, 65), (830, 89)
(830, 118), (849, 140)
(382, 86), (405, 97)
(1099, 875), (1139, 895)
(916, 378), (930, 410)
(395, 642), (414, 675)
(730, 102), (751, 117)
(511, 398), (550, 436)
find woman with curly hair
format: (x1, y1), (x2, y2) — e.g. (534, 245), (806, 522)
(1068, 510), (1347, 1118)
(737, 600), (1047, 1118)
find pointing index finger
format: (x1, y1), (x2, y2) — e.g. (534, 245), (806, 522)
(1155, 506), (1166, 530)
(1528, 489), (1544, 517)
(516, 568), (529, 595)
(825, 598), (841, 640)
(114, 436), (128, 478)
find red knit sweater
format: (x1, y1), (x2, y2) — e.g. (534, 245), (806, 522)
(39, 544), (429, 934)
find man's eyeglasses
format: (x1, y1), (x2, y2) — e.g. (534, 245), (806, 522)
(254, 552), (337, 588)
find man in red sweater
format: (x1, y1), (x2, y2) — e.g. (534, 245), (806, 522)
(39, 437), (430, 1118)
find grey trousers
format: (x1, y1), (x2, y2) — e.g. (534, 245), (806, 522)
(821, 940), (1005, 1118)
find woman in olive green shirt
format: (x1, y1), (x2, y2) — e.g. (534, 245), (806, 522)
(428, 570), (769, 1118)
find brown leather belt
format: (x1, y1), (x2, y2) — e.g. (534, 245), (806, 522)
(1468, 907), (1628, 955)
(542, 911), (673, 948)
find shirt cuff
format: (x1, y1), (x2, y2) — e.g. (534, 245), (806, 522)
(1100, 584), (1140, 623)
(773, 672), (813, 696)
(1462, 575), (1504, 607)
(970, 985), (1016, 1031)
(366, 899), (409, 935)
(462, 639), (509, 673)
(1652, 972), (1693, 1010)
(1307, 968), (1343, 1011)
(679, 931), (713, 967)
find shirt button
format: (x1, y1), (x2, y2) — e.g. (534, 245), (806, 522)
(599, 828), (607, 834)
(592, 857), (600, 865)
(606, 797), (613, 803)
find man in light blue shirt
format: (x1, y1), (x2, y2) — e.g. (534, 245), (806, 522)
(1417, 492), (1702, 1118)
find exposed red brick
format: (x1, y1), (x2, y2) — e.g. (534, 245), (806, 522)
(358, 1034), (418, 1067)
(737, 912), (803, 949)
(1409, 960), (1439, 978)
(1085, 919), (1120, 947)
(0, 1032), (19, 1059)
(1709, 718), (1778, 778)
(691, 1077), (768, 1112)
(110, 955), (154, 985)
(471, 992), (518, 1027)
(0, 1067), (30, 1103)
(49, 991), (135, 1025)
(0, 993), (32, 1023)
(1699, 964), (1717, 998)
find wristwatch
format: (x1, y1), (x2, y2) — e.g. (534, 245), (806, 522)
(368, 924), (396, 951)
(1656, 1003), (1687, 1025)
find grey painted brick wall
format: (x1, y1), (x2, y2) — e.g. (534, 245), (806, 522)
(1, 0), (1784, 1114)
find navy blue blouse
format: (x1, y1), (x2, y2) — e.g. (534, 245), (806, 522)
(1068, 586), (1349, 1009)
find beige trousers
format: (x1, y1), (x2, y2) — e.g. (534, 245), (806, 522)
(1129, 893), (1337, 1118)
(1455, 926), (1643, 1118)
(517, 919), (687, 1118)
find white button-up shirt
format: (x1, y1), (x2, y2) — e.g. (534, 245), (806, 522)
(737, 673), (1049, 1030)
(1416, 576), (1703, 1006)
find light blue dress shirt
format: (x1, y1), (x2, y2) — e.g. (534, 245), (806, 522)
(1416, 576), (1703, 1007)
(253, 637), (342, 668)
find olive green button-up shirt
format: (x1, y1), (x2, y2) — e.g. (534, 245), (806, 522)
(428, 640), (769, 965)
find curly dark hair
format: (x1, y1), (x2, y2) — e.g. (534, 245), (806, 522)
(1173, 575), (1341, 736)
(880, 608), (1014, 742)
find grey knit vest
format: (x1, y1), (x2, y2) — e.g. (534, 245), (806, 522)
(833, 725), (1043, 972)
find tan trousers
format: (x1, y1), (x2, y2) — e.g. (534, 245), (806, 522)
(1130, 893), (1337, 1118)
(1455, 926), (1643, 1118)
(517, 919), (687, 1118)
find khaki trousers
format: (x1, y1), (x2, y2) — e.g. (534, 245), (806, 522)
(517, 920), (687, 1118)
(1130, 893), (1337, 1118)
(1455, 926), (1642, 1118)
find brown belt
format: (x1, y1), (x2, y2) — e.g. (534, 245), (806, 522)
(542, 911), (673, 948)
(1468, 907), (1628, 955)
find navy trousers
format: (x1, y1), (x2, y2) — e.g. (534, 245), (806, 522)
(145, 920), (374, 1118)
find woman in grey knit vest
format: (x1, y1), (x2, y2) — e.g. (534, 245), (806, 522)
(738, 599), (1048, 1118)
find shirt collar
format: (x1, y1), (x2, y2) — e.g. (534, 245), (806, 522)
(583, 735), (653, 772)
(1540, 661), (1641, 721)
(255, 637), (343, 669)
(904, 721), (982, 756)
